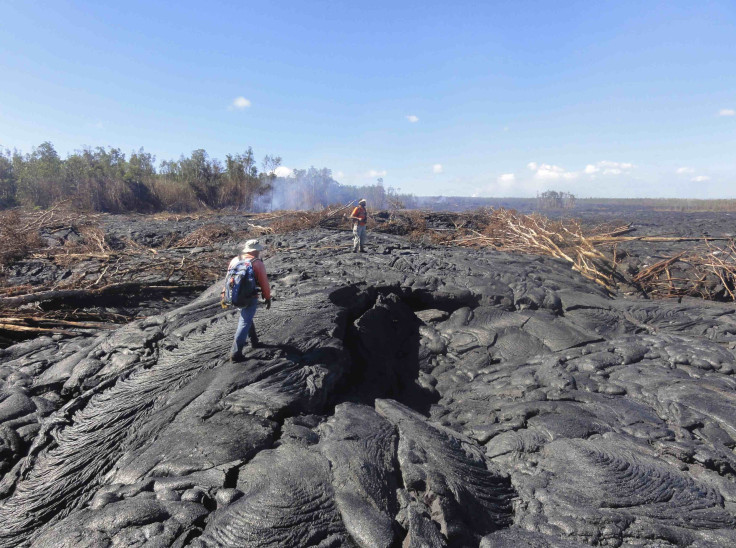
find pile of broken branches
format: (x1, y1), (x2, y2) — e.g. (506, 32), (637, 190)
(170, 223), (240, 248)
(4, 203), (736, 346)
(0, 210), (224, 340)
(259, 205), (736, 298)
(0, 211), (42, 268)
(632, 239), (736, 300)
(264, 202), (358, 233)
(0, 202), (103, 268)
(449, 209), (627, 291)
(371, 207), (735, 299)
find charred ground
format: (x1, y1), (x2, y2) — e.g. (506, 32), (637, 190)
(1, 208), (736, 546)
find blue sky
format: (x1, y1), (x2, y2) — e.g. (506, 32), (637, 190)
(1, 0), (734, 198)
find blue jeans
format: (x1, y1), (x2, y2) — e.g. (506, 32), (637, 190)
(231, 298), (259, 357)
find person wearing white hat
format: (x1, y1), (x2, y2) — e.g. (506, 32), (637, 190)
(221, 239), (272, 362)
(349, 198), (368, 253)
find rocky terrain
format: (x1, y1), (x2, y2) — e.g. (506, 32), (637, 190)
(2, 214), (736, 546)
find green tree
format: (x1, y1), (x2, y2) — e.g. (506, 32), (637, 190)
(124, 148), (159, 211)
(221, 147), (273, 210)
(0, 149), (17, 208)
(179, 149), (223, 207)
(16, 141), (63, 207)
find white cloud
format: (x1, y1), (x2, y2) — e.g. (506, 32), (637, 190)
(583, 161), (634, 176)
(676, 167), (695, 174)
(368, 169), (387, 178)
(598, 160), (633, 169)
(432, 163), (443, 174)
(719, 109), (735, 117)
(528, 159), (634, 182)
(528, 162), (578, 181)
(273, 166), (293, 177)
(481, 159), (639, 198)
(691, 175), (711, 182)
(473, 172), (548, 198)
(537, 166), (567, 180)
(406, 115), (419, 123)
(497, 173), (515, 187)
(230, 96), (251, 110)
(597, 161), (633, 174)
(335, 171), (345, 179)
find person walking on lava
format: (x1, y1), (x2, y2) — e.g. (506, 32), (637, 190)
(221, 239), (271, 362)
(350, 198), (368, 253)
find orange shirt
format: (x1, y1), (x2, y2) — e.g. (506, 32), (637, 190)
(228, 254), (271, 300)
(351, 206), (367, 226)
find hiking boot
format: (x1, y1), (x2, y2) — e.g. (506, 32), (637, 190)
(359, 249), (367, 253)
(229, 353), (245, 363)
(250, 340), (262, 349)
(352, 249), (357, 253)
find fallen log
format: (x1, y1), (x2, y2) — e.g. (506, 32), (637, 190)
(246, 223), (274, 234)
(321, 201), (356, 221)
(0, 282), (210, 309)
(0, 317), (116, 329)
(32, 253), (113, 260)
(0, 323), (77, 336)
(590, 235), (730, 243)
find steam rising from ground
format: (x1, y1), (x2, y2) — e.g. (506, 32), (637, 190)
(255, 168), (416, 211)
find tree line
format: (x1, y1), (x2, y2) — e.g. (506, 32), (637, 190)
(536, 190), (576, 210)
(0, 142), (415, 213)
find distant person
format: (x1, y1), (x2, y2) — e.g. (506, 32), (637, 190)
(221, 239), (271, 362)
(350, 198), (368, 253)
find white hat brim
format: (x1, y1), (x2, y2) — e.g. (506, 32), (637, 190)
(241, 243), (264, 253)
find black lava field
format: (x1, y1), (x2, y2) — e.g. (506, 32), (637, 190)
(3, 210), (736, 547)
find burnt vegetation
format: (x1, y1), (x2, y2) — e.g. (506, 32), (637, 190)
(0, 142), (416, 213)
(3, 204), (736, 350)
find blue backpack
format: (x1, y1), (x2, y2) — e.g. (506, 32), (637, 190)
(224, 258), (258, 307)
